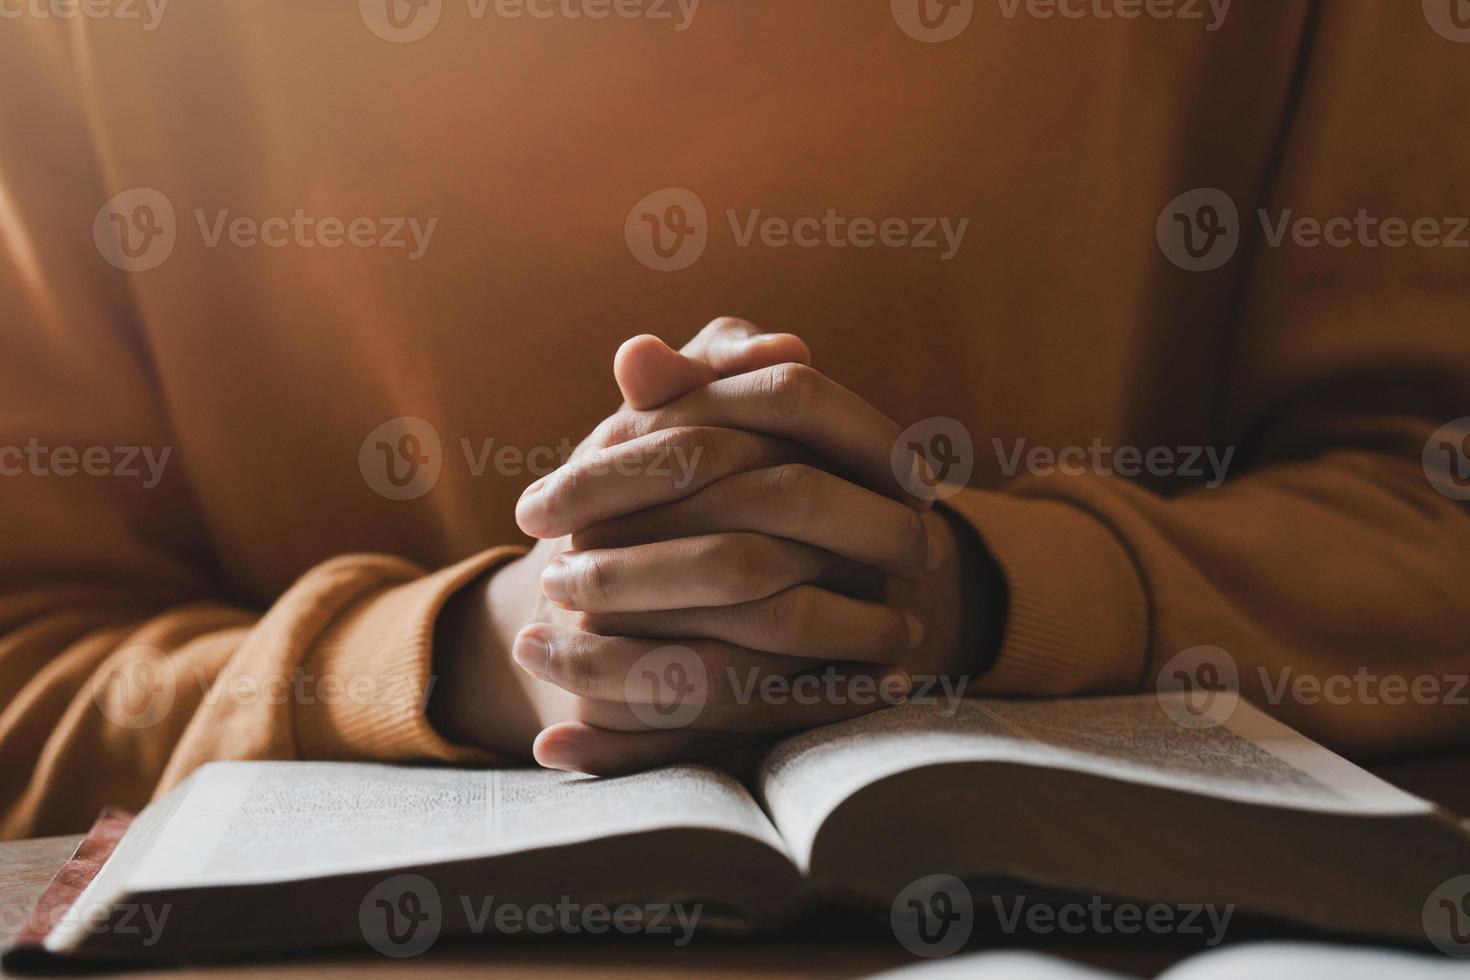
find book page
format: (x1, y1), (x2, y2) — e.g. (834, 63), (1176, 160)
(42, 779), (193, 953)
(759, 694), (1432, 870)
(1157, 941), (1468, 979)
(115, 761), (786, 892)
(872, 950), (1123, 979)
(870, 942), (1462, 979)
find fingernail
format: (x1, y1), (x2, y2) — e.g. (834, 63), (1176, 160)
(924, 527), (944, 573)
(539, 738), (583, 772)
(904, 611), (924, 650)
(516, 482), (549, 536)
(540, 559), (571, 605)
(512, 632), (551, 677)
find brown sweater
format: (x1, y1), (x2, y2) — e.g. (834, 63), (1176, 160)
(2, 1), (1467, 838)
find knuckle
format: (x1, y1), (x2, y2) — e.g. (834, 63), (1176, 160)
(573, 554), (614, 608)
(543, 468), (584, 527)
(762, 362), (820, 421)
(559, 646), (604, 695)
(654, 426), (720, 483)
(695, 647), (735, 702)
(757, 592), (788, 647)
(763, 463), (824, 523)
(715, 535), (773, 596)
(763, 586), (820, 647)
(586, 416), (618, 451)
(776, 587), (823, 646)
(593, 412), (644, 449)
(681, 427), (725, 481)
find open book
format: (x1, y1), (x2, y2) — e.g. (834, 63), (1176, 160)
(872, 941), (1469, 979)
(24, 694), (1470, 962)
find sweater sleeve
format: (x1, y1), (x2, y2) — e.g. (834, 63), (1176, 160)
(0, 23), (523, 840)
(947, 2), (1470, 756)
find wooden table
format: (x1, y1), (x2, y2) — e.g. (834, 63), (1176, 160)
(4, 750), (1467, 979)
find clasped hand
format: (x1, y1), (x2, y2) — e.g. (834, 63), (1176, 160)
(434, 319), (978, 774)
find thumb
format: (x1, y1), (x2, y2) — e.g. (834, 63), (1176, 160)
(614, 335), (718, 411)
(615, 319), (814, 411)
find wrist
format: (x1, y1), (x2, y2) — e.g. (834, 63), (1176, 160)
(945, 503), (1008, 679)
(892, 507), (1007, 687)
(429, 547), (547, 756)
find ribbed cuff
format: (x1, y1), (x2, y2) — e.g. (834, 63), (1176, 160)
(294, 546), (525, 764)
(943, 490), (1150, 695)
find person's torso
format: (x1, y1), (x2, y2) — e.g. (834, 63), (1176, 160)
(70, 1), (1309, 600)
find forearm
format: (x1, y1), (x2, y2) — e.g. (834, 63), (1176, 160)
(944, 450), (1470, 754)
